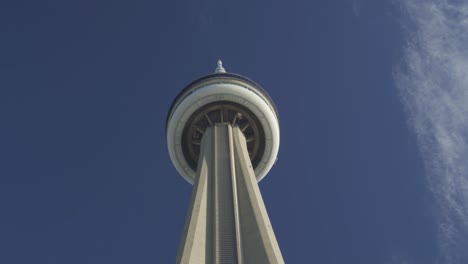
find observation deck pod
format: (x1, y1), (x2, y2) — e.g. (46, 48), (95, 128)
(166, 65), (280, 184)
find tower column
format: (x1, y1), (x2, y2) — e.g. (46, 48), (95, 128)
(176, 123), (284, 264)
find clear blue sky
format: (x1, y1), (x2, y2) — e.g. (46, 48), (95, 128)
(1, 0), (468, 263)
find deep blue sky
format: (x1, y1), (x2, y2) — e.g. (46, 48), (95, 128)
(2, 0), (467, 263)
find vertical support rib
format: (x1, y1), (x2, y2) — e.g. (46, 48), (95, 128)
(176, 128), (213, 264)
(230, 127), (244, 264)
(233, 126), (284, 263)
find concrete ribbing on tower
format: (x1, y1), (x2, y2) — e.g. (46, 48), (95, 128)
(176, 123), (284, 264)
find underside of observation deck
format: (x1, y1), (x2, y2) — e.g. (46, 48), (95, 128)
(182, 101), (265, 173)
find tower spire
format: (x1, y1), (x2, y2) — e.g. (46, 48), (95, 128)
(215, 59), (226, 73)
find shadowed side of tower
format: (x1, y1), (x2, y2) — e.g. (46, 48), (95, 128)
(167, 61), (284, 264)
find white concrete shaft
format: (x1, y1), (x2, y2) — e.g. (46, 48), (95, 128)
(176, 123), (284, 264)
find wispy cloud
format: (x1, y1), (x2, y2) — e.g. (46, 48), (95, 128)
(395, 0), (468, 263)
(384, 255), (413, 264)
(346, 0), (363, 17)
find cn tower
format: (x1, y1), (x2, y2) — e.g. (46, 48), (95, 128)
(166, 60), (284, 264)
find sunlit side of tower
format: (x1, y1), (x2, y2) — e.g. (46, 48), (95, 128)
(166, 61), (284, 264)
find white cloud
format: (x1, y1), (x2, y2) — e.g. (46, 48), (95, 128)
(395, 0), (468, 263)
